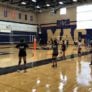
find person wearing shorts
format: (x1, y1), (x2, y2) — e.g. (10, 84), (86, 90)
(78, 40), (82, 56)
(16, 39), (29, 71)
(62, 40), (66, 59)
(52, 39), (58, 67)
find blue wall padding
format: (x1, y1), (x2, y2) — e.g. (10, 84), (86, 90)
(0, 31), (36, 44)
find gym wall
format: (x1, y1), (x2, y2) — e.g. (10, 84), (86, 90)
(0, 5), (37, 44)
(37, 5), (92, 45)
(0, 5), (37, 24)
(37, 6), (76, 24)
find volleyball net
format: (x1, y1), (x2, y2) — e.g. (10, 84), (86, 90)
(0, 33), (36, 47)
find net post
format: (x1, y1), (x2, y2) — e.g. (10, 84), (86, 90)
(33, 36), (37, 50)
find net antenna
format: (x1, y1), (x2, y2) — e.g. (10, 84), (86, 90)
(9, 25), (13, 45)
(9, 25), (14, 52)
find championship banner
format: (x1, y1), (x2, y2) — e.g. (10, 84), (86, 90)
(4, 8), (8, 17)
(57, 19), (70, 27)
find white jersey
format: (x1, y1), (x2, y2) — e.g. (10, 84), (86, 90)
(78, 42), (82, 48)
(65, 40), (67, 45)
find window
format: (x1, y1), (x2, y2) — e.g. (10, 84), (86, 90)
(60, 8), (66, 15)
(30, 16), (33, 21)
(25, 14), (27, 20)
(19, 13), (21, 19)
(77, 4), (92, 29)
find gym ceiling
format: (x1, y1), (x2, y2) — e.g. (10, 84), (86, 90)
(0, 0), (91, 12)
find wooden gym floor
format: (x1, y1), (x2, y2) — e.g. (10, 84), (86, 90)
(0, 45), (92, 92)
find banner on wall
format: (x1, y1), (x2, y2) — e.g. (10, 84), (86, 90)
(4, 8), (8, 17)
(11, 10), (16, 19)
(57, 19), (70, 27)
(30, 16), (33, 21)
(0, 21), (37, 32)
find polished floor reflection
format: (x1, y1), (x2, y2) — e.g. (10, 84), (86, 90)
(0, 45), (92, 92)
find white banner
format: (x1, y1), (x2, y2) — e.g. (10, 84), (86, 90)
(0, 21), (37, 32)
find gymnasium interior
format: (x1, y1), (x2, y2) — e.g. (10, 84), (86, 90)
(0, 0), (92, 92)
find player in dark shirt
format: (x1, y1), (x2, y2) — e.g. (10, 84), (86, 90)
(52, 39), (58, 67)
(62, 40), (66, 59)
(16, 39), (28, 71)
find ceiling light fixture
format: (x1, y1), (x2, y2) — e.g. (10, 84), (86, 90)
(36, 5), (40, 8)
(32, 0), (36, 2)
(46, 4), (50, 7)
(73, 0), (77, 2)
(59, 1), (63, 4)
(21, 1), (26, 5)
